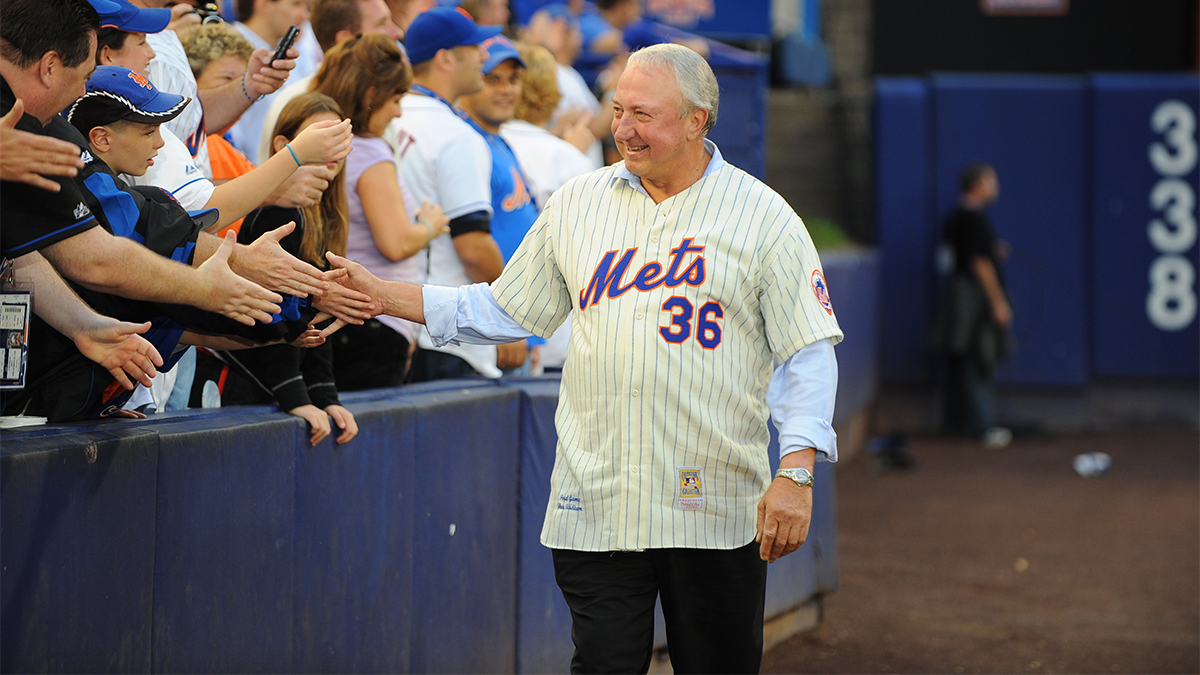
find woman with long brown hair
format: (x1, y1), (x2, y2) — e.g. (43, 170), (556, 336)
(191, 93), (360, 446)
(314, 34), (450, 390)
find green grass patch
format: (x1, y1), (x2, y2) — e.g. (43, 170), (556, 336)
(802, 217), (854, 250)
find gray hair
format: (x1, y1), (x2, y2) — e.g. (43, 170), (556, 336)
(627, 43), (719, 137)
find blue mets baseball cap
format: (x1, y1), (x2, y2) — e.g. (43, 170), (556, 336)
(480, 35), (525, 74)
(404, 7), (502, 66)
(65, 66), (190, 135)
(88, 0), (171, 34)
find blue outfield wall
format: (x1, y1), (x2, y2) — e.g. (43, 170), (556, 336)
(824, 248), (881, 421)
(933, 74), (1090, 387)
(1091, 74), (1200, 377)
(875, 78), (935, 384)
(875, 73), (1200, 386)
(0, 254), (877, 674)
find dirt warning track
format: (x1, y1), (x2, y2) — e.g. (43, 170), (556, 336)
(763, 427), (1200, 674)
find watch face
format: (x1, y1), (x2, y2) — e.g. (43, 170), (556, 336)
(778, 468), (813, 486)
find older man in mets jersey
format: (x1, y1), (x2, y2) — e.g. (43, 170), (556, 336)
(326, 43), (842, 674)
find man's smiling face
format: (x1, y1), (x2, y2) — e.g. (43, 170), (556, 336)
(610, 63), (698, 186)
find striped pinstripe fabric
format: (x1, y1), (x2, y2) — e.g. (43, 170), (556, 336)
(492, 161), (843, 551)
(147, 30), (211, 179)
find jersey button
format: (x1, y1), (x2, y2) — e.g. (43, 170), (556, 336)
(635, 312), (644, 320)
(632, 388), (640, 397)
(631, 465), (640, 473)
(650, 235), (659, 243)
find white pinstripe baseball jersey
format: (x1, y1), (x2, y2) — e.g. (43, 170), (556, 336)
(147, 30), (210, 178)
(491, 144), (844, 551)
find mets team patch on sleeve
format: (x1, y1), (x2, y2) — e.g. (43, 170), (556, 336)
(811, 270), (833, 315)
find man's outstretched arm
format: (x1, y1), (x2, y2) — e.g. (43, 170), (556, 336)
(321, 252), (532, 344)
(13, 253), (164, 389)
(39, 227), (282, 326)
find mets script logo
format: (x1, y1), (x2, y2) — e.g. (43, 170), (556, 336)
(811, 269), (833, 315)
(127, 70), (152, 89)
(646, 0), (714, 28)
(185, 121), (206, 158)
(579, 238), (705, 311)
(501, 167), (531, 211)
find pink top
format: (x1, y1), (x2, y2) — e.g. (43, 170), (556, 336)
(343, 134), (421, 341)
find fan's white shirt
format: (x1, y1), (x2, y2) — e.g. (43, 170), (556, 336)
(552, 64), (603, 168)
(147, 29), (210, 178)
(386, 92), (499, 378)
(499, 119), (595, 209)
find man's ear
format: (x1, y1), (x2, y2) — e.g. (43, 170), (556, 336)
(333, 29), (355, 46)
(37, 51), (60, 89)
(98, 45), (115, 66)
(88, 126), (112, 152)
(433, 48), (454, 73)
(685, 107), (708, 142)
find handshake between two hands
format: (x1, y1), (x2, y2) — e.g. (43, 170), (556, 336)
(198, 221), (383, 346)
(304, 250), (389, 343)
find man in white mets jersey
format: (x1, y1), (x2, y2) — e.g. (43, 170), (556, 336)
(325, 43), (842, 674)
(385, 7), (512, 382)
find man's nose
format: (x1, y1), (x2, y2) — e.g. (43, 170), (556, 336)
(613, 114), (634, 140)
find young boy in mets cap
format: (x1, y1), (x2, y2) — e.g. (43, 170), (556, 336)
(63, 65), (226, 269)
(66, 65), (190, 179)
(63, 66), (316, 343)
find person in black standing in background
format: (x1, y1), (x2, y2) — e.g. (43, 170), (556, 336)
(941, 162), (1015, 448)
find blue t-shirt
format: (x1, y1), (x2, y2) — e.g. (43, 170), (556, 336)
(465, 117), (543, 349)
(466, 120), (540, 263)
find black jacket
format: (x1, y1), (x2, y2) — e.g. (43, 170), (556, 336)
(193, 207), (340, 411)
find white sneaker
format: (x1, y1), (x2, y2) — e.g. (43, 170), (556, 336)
(983, 426), (1012, 449)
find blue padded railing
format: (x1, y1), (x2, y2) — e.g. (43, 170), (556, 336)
(1, 251), (879, 674)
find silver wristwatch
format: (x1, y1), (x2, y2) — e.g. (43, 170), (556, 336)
(774, 467), (814, 488)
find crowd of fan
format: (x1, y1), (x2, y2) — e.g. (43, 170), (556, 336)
(0, 0), (702, 442)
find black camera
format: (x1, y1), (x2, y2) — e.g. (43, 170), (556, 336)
(194, 1), (224, 24)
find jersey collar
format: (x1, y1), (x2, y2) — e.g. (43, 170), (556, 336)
(610, 138), (725, 199)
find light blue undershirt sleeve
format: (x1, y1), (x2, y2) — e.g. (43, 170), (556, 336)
(767, 338), (839, 463)
(423, 283), (533, 347)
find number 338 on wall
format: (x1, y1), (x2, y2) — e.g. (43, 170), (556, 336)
(1147, 100), (1198, 331)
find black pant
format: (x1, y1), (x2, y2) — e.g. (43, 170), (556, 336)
(943, 354), (994, 437)
(552, 543), (768, 674)
(329, 319), (410, 391)
(408, 347), (479, 383)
